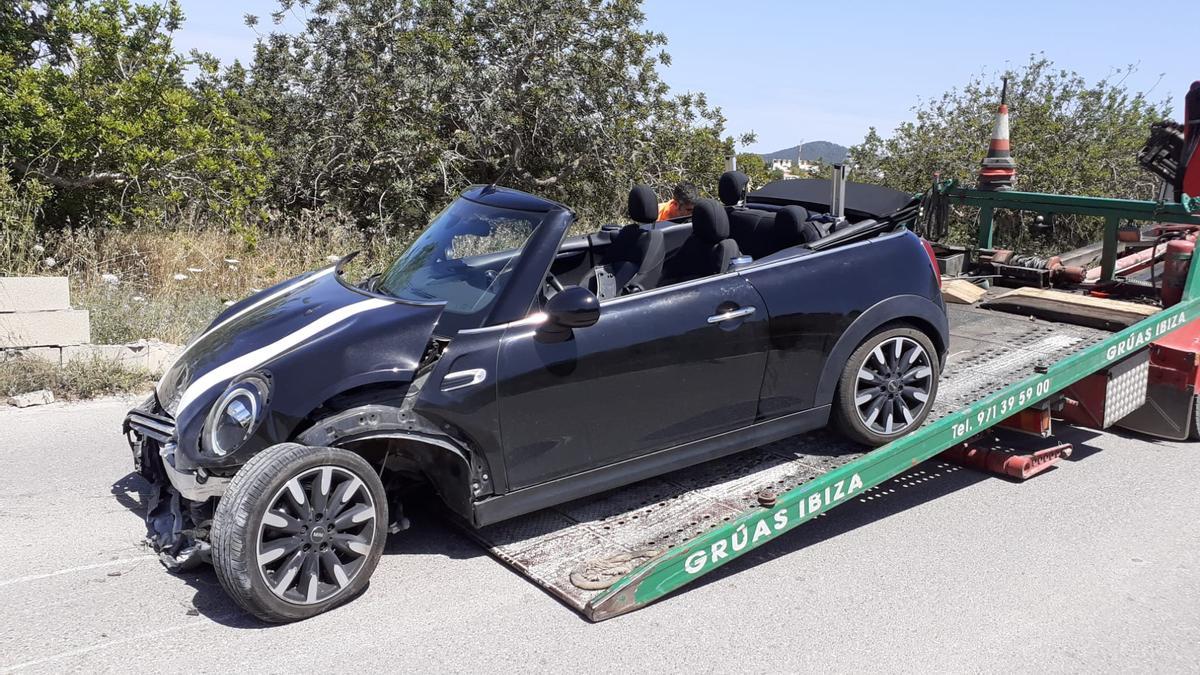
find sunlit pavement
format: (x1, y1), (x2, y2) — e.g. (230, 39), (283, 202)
(2, 396), (1197, 673)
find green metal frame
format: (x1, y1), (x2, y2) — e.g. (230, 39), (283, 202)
(585, 188), (1200, 621)
(955, 185), (1200, 281)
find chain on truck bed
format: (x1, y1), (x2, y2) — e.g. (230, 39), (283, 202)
(457, 305), (1108, 616)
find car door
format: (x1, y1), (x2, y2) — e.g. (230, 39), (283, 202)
(495, 273), (770, 490)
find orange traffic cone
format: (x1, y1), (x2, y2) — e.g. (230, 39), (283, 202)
(979, 77), (1017, 191)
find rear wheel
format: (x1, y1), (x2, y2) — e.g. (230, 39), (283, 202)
(211, 443), (388, 623)
(833, 326), (940, 446)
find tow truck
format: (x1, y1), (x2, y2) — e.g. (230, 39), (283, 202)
(463, 82), (1200, 620)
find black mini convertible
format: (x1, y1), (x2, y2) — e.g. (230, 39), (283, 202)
(125, 171), (948, 621)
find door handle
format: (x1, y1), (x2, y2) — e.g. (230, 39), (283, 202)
(707, 306), (756, 324)
(441, 368), (487, 392)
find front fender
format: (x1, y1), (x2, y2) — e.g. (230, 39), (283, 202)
(296, 404), (491, 520)
(814, 294), (949, 407)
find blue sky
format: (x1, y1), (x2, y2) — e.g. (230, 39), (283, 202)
(173, 0), (1193, 154)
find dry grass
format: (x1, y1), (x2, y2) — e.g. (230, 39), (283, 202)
(0, 355), (153, 400)
(13, 212), (411, 344)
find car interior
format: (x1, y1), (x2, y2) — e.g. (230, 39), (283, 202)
(542, 170), (909, 303)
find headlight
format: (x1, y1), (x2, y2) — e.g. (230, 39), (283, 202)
(203, 375), (270, 456)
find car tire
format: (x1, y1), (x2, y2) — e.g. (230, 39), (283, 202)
(211, 443), (388, 623)
(833, 325), (940, 446)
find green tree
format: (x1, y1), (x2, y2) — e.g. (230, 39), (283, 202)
(246, 0), (750, 230)
(735, 152), (771, 189)
(0, 0), (270, 227)
(848, 55), (1170, 250)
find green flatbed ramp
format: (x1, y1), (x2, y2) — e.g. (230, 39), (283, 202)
(460, 300), (1186, 620)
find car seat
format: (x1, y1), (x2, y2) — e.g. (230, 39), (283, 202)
(583, 186), (665, 298)
(771, 205), (823, 251)
(720, 170), (775, 259)
(666, 198), (741, 282)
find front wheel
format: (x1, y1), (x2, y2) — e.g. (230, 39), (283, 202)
(832, 326), (940, 446)
(211, 443), (388, 623)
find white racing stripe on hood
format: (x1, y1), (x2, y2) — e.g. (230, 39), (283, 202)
(175, 267), (336, 364)
(157, 268), (336, 396)
(176, 297), (393, 419)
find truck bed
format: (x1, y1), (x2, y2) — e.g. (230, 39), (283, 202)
(458, 304), (1108, 616)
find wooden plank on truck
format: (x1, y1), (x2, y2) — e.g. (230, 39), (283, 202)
(982, 286), (1157, 330)
(941, 279), (987, 305)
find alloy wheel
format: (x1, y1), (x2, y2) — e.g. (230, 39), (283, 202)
(853, 336), (934, 436)
(256, 465), (377, 605)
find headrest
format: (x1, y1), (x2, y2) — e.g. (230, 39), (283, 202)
(691, 199), (730, 242)
(627, 185), (658, 223)
(774, 205), (816, 247)
(718, 171), (749, 206)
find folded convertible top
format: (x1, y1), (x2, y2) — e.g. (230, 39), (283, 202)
(748, 178), (917, 221)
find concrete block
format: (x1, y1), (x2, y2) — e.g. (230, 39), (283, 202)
(0, 310), (90, 348)
(7, 389), (55, 408)
(63, 343), (146, 370)
(0, 277), (71, 313)
(23, 346), (63, 366)
(143, 341), (182, 374)
(62, 340), (181, 374)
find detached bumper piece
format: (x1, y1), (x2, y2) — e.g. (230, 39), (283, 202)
(124, 397), (215, 571)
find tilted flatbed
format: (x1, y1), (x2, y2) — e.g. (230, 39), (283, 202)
(459, 186), (1200, 621)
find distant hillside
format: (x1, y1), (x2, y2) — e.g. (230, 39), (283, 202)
(759, 141), (848, 164)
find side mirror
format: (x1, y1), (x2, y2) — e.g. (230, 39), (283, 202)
(539, 286), (599, 341)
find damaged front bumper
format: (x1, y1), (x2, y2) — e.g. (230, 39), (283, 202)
(124, 396), (229, 570)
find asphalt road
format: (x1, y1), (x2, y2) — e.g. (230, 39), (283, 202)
(1, 396), (1198, 673)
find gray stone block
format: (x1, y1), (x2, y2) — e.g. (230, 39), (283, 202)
(63, 343), (145, 369)
(0, 277), (70, 313)
(143, 341), (182, 374)
(8, 389), (55, 408)
(62, 340), (181, 374)
(23, 346), (63, 365)
(0, 310), (90, 348)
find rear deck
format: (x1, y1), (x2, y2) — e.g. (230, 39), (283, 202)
(460, 303), (1110, 617)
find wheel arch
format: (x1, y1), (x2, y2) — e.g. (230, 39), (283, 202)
(815, 294), (949, 407)
(294, 404), (488, 521)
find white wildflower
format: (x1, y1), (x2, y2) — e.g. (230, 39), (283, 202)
(223, 300), (236, 307)
(32, 244), (45, 254)
(186, 267), (204, 273)
(326, 254), (340, 263)
(43, 257), (56, 268)
(223, 257), (240, 264)
(132, 296), (146, 303)
(101, 273), (119, 286)
(249, 287), (262, 293)
(173, 273), (189, 281)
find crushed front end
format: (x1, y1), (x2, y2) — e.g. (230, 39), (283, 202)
(124, 395), (229, 570)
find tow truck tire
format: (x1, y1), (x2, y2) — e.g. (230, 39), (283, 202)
(211, 443), (388, 623)
(1190, 395), (1200, 441)
(833, 325), (940, 447)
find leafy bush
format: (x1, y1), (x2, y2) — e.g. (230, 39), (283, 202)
(0, 0), (269, 228)
(237, 0), (750, 230)
(849, 56), (1170, 252)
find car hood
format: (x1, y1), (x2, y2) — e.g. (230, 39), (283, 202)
(157, 264), (444, 436)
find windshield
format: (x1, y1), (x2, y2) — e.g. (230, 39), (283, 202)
(376, 197), (543, 333)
